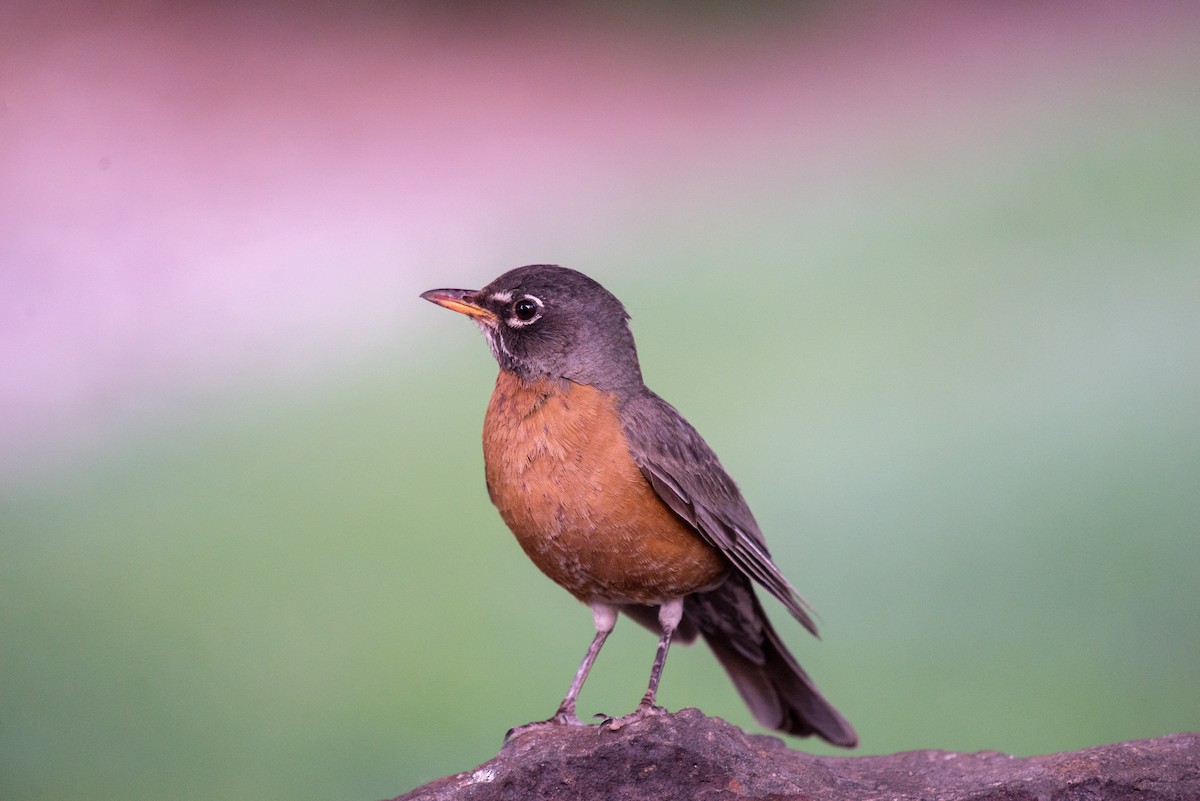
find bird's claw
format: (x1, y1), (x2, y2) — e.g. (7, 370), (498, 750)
(504, 709), (586, 742)
(597, 703), (666, 731)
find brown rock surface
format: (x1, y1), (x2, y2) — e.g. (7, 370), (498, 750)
(392, 708), (1198, 801)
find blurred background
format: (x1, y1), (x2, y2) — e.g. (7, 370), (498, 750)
(2, 2), (1198, 799)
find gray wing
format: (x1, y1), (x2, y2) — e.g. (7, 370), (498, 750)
(619, 390), (818, 636)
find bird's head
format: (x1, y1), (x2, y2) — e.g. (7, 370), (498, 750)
(421, 264), (644, 393)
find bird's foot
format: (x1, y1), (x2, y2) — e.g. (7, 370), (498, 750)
(504, 708), (586, 742)
(597, 702), (667, 731)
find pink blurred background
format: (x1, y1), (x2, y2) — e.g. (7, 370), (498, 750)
(5, 2), (1196, 479)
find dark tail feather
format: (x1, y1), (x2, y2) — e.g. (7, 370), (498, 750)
(688, 577), (858, 748)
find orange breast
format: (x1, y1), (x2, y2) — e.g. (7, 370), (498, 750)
(482, 371), (728, 606)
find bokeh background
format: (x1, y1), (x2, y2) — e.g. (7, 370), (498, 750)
(3, 2), (1198, 799)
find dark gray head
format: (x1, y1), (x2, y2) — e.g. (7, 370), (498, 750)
(421, 264), (644, 394)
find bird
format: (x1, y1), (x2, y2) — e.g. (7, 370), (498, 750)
(420, 264), (857, 747)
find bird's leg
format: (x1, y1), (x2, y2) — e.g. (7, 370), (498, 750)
(601, 597), (682, 730)
(553, 605), (615, 721)
(505, 604), (616, 741)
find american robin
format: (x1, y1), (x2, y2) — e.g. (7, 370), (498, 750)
(420, 264), (857, 747)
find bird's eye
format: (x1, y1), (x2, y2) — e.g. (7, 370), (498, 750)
(513, 297), (541, 323)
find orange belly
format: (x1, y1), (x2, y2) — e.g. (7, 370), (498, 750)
(482, 371), (728, 605)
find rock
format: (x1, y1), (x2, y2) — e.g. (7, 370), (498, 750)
(390, 708), (1199, 801)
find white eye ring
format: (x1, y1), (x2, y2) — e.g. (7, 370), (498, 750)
(507, 294), (543, 327)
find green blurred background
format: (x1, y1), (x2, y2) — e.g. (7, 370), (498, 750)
(2, 3), (1198, 800)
